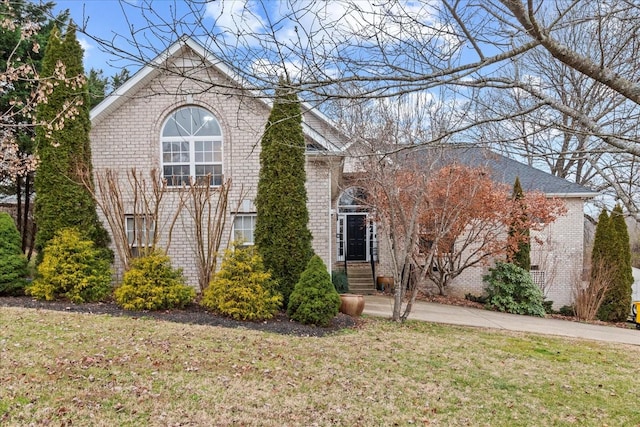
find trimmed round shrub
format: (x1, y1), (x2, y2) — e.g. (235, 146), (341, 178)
(287, 255), (341, 326)
(0, 212), (28, 295)
(114, 251), (195, 310)
(28, 228), (112, 303)
(201, 243), (282, 321)
(483, 261), (545, 317)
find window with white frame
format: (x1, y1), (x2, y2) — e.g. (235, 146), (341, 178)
(233, 214), (256, 245)
(125, 215), (155, 254)
(161, 106), (223, 186)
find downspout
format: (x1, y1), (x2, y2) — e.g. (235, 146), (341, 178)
(328, 163), (333, 270)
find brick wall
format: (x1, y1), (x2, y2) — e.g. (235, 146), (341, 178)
(370, 197), (587, 309)
(91, 63), (335, 289)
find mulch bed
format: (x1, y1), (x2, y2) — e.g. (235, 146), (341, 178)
(0, 296), (359, 337)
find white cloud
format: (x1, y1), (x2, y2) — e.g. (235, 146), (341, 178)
(205, 0), (265, 36)
(78, 37), (93, 57)
(250, 57), (303, 82)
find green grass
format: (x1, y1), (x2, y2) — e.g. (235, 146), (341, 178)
(1, 307), (639, 426)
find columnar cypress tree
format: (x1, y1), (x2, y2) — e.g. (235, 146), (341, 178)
(598, 205), (633, 321)
(255, 79), (313, 304)
(34, 24), (110, 262)
(0, 1), (67, 255)
(508, 177), (531, 271)
(592, 209), (616, 321)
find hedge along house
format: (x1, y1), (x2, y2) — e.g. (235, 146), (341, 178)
(338, 145), (598, 309)
(89, 36), (347, 287)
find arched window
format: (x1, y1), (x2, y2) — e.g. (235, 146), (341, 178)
(161, 106), (222, 186)
(338, 187), (368, 213)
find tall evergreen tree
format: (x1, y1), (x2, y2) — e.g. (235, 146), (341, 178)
(598, 205), (633, 321)
(592, 209), (616, 321)
(0, 1), (67, 255)
(508, 176), (531, 271)
(34, 23), (109, 262)
(255, 79), (313, 304)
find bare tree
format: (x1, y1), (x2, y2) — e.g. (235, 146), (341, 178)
(88, 168), (181, 271)
(177, 177), (243, 292)
(72, 1), (640, 162)
(572, 258), (613, 321)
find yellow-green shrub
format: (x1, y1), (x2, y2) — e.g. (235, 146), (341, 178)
(28, 228), (112, 303)
(114, 251), (195, 310)
(201, 243), (282, 321)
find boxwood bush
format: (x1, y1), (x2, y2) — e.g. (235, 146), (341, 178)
(287, 255), (341, 326)
(28, 228), (112, 303)
(0, 212), (28, 295)
(201, 243), (282, 321)
(114, 251), (195, 310)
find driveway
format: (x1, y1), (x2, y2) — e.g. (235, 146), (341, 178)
(364, 295), (640, 346)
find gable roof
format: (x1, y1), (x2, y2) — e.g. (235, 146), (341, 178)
(412, 145), (599, 198)
(90, 36), (347, 152)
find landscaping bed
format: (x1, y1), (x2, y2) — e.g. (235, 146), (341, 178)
(0, 296), (358, 337)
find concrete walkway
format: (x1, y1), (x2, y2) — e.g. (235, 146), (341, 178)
(363, 295), (640, 346)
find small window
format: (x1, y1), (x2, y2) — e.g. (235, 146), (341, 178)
(125, 215), (155, 256)
(161, 106), (223, 186)
(530, 270), (546, 287)
(233, 214), (256, 245)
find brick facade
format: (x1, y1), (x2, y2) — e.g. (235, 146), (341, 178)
(367, 197), (587, 309)
(91, 56), (338, 288)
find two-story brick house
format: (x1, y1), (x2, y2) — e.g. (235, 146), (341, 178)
(90, 36), (596, 308)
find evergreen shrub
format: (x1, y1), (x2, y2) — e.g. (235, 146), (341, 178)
(483, 262), (545, 317)
(0, 213), (28, 295)
(597, 205), (633, 322)
(255, 80), (313, 305)
(287, 255), (341, 326)
(201, 243), (282, 321)
(331, 270), (349, 294)
(28, 228), (112, 303)
(114, 251), (194, 310)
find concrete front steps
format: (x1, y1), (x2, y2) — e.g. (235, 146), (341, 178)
(344, 262), (376, 295)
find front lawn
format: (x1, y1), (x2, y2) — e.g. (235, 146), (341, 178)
(1, 307), (638, 425)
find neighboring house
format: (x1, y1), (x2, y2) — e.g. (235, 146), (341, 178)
(632, 268), (640, 303)
(0, 194), (18, 218)
(90, 36), (596, 309)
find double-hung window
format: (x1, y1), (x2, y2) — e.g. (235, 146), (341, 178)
(125, 214), (155, 256)
(233, 214), (256, 246)
(161, 106), (223, 186)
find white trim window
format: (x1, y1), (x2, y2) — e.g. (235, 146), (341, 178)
(161, 106), (223, 186)
(125, 214), (155, 256)
(233, 214), (256, 246)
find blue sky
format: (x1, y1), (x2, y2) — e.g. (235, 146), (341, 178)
(55, 1), (138, 73)
(51, 1), (450, 80)
(53, 0), (280, 76)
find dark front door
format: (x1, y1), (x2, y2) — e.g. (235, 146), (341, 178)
(346, 214), (367, 261)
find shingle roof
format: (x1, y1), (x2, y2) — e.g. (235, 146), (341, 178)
(411, 145), (598, 198)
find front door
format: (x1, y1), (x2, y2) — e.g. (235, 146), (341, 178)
(346, 214), (367, 261)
